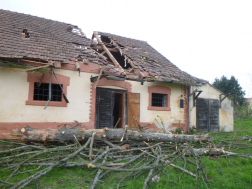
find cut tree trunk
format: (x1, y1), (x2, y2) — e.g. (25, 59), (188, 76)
(4, 126), (211, 143)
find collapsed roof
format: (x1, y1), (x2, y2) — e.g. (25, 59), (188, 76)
(0, 9), (206, 84)
(92, 32), (206, 84)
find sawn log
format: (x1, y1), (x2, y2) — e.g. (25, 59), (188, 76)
(4, 126), (211, 143)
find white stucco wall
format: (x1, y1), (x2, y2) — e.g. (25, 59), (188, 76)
(0, 66), (94, 123)
(0, 66), (186, 131)
(130, 81), (185, 130)
(190, 83), (233, 131)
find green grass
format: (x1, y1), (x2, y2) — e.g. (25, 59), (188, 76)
(1, 119), (252, 188)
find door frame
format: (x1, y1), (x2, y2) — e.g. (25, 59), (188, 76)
(95, 87), (127, 129)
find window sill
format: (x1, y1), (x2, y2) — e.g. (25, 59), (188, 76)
(148, 106), (171, 111)
(26, 100), (67, 107)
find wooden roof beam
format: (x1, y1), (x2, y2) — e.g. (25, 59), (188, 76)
(21, 64), (51, 72)
(92, 44), (119, 52)
(110, 38), (123, 55)
(124, 55), (136, 68)
(93, 32), (121, 68)
(109, 38), (136, 69)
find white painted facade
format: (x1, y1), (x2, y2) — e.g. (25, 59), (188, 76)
(0, 67), (92, 123)
(0, 66), (187, 132)
(130, 81), (185, 129)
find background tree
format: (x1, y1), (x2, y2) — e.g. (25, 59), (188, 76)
(213, 75), (245, 106)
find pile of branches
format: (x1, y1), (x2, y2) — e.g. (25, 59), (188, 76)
(0, 126), (251, 189)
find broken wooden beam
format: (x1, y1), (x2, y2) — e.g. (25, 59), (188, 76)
(92, 44), (119, 52)
(94, 67), (103, 89)
(93, 32), (120, 67)
(110, 38), (123, 55)
(21, 64), (51, 72)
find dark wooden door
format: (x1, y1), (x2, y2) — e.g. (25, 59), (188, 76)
(127, 93), (140, 130)
(95, 88), (115, 129)
(196, 98), (219, 132)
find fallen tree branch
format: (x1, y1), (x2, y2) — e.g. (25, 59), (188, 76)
(11, 138), (92, 189)
(0, 124), (250, 189)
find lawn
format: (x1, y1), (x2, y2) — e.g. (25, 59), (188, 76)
(0, 119), (252, 189)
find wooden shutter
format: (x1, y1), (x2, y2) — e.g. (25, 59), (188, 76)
(196, 98), (219, 132)
(209, 99), (219, 132)
(95, 88), (115, 129)
(127, 93), (140, 130)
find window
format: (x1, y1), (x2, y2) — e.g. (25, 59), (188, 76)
(148, 85), (171, 111)
(26, 72), (70, 107)
(152, 93), (167, 107)
(34, 83), (62, 101)
(180, 99), (184, 108)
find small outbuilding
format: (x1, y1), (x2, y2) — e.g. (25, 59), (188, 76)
(189, 84), (233, 132)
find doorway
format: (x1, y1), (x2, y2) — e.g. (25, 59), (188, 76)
(95, 87), (127, 129)
(196, 98), (219, 132)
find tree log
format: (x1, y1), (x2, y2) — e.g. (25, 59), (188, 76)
(185, 148), (226, 156)
(4, 126), (211, 143)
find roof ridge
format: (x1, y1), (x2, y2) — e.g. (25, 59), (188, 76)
(95, 31), (148, 43)
(0, 9), (80, 28)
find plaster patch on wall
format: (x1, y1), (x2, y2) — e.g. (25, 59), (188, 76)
(222, 100), (232, 114)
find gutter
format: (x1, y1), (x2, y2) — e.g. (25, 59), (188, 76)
(90, 75), (146, 83)
(152, 79), (202, 86)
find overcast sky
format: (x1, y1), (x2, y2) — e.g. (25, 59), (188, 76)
(1, 0), (252, 97)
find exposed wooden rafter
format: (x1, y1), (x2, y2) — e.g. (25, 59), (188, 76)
(94, 50), (108, 60)
(109, 38), (136, 69)
(139, 71), (145, 79)
(124, 55), (136, 68)
(94, 67), (103, 89)
(110, 38), (123, 55)
(21, 59), (49, 65)
(21, 64), (51, 72)
(93, 32), (121, 68)
(92, 44), (118, 53)
(93, 32), (126, 75)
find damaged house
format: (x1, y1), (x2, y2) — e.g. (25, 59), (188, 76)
(0, 10), (233, 138)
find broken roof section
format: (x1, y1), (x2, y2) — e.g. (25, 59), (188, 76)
(0, 9), (206, 85)
(0, 9), (106, 64)
(93, 31), (207, 85)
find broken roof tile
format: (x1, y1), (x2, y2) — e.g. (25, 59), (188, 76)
(96, 31), (207, 84)
(0, 9), (105, 64)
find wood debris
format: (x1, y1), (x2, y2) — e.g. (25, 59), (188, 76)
(0, 125), (251, 189)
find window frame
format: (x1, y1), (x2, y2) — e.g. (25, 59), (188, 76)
(151, 93), (167, 107)
(148, 85), (171, 111)
(26, 72), (70, 107)
(33, 82), (63, 102)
